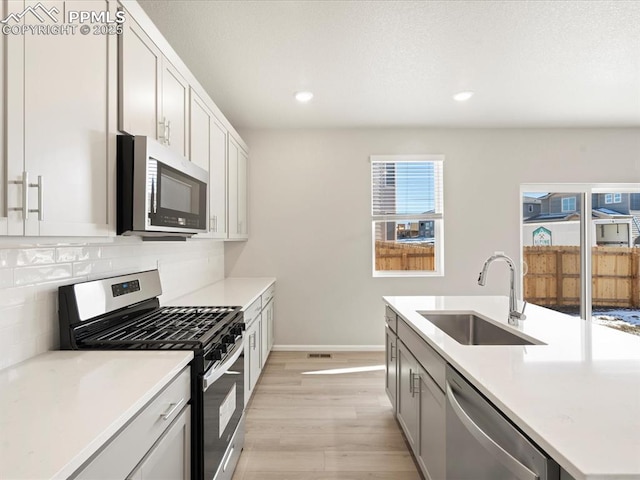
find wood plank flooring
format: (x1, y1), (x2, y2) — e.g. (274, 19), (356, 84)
(231, 351), (422, 480)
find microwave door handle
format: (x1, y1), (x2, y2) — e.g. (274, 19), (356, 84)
(151, 178), (157, 214)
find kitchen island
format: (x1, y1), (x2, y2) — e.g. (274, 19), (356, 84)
(384, 295), (640, 480)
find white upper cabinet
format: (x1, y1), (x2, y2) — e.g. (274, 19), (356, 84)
(119, 17), (160, 140)
(0, 1), (7, 236)
(160, 61), (189, 157)
(119, 12), (188, 158)
(190, 90), (227, 239)
(3, 0), (114, 237)
(227, 136), (248, 240)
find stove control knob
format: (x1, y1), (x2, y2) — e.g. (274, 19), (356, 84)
(231, 325), (243, 336)
(222, 334), (235, 344)
(208, 347), (225, 361)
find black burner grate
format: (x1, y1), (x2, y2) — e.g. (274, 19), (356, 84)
(79, 306), (241, 350)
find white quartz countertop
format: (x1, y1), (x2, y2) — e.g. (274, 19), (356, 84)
(166, 277), (276, 309)
(0, 350), (193, 480)
(383, 295), (640, 480)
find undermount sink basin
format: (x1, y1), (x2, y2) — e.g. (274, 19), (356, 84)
(419, 312), (544, 346)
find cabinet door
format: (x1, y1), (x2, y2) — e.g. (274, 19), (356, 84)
(227, 136), (248, 240)
(385, 327), (397, 412)
(119, 14), (161, 139)
(397, 341), (419, 450)
(189, 91), (211, 173)
(127, 406), (191, 480)
(266, 299), (274, 350)
(0, 0), (8, 235)
(243, 330), (252, 407)
(237, 147), (248, 237)
(160, 60), (188, 157)
(244, 319), (261, 404)
(249, 318), (262, 392)
(417, 368), (446, 480)
(209, 119), (228, 239)
(260, 302), (270, 368)
(21, 0), (113, 236)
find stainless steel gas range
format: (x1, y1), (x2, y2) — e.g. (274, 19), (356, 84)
(58, 270), (245, 480)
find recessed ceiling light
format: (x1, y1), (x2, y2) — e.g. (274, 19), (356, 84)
(295, 91), (314, 103)
(453, 91), (474, 102)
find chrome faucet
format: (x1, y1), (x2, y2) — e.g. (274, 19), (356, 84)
(478, 252), (527, 325)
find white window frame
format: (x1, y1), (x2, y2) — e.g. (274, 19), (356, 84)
(521, 183), (639, 322)
(370, 154), (444, 277)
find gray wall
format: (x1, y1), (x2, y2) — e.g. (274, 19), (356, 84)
(225, 128), (640, 348)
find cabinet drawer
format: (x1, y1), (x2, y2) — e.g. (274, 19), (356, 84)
(398, 319), (445, 391)
(244, 298), (261, 326)
(261, 283), (275, 307)
(73, 367), (191, 479)
(385, 305), (398, 333)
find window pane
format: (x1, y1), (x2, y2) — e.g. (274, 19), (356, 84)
(372, 161), (443, 216)
(374, 220), (437, 272)
(591, 190), (640, 336)
(522, 192), (583, 316)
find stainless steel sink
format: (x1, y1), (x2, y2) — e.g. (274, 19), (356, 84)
(419, 313), (544, 346)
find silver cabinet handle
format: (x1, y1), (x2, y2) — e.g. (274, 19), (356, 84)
(166, 120), (171, 146)
(446, 382), (538, 480)
(389, 342), (396, 362)
(8, 172), (43, 220)
(409, 368), (413, 395)
(28, 175), (44, 221)
(160, 398), (184, 420)
(159, 117), (169, 144)
(412, 372), (420, 396)
(7, 171), (29, 220)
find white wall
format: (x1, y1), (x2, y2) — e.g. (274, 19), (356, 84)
(225, 128), (640, 348)
(0, 237), (225, 369)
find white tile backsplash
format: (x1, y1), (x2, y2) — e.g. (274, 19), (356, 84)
(0, 237), (225, 370)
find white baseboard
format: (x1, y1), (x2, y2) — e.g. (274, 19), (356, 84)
(272, 344), (385, 352)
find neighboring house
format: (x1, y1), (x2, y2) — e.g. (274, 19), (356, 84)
(523, 192), (639, 247)
(522, 196), (542, 220)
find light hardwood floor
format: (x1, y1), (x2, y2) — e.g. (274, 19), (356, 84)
(231, 351), (422, 480)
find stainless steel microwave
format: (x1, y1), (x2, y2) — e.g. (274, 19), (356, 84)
(117, 135), (208, 238)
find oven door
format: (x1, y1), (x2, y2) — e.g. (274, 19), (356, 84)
(201, 341), (245, 480)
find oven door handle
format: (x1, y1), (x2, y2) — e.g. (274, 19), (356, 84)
(203, 339), (244, 392)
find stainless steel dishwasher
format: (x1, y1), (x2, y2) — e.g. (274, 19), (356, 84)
(446, 365), (559, 479)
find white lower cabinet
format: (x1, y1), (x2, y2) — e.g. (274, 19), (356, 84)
(72, 367), (190, 480)
(247, 317), (262, 397)
(388, 307), (446, 480)
(261, 298), (274, 368)
(385, 326), (398, 412)
(397, 340), (420, 449)
(243, 283), (276, 406)
(127, 406), (191, 480)
(243, 297), (262, 406)
(417, 367), (445, 480)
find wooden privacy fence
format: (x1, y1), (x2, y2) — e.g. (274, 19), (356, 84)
(523, 246), (640, 308)
(376, 241), (435, 271)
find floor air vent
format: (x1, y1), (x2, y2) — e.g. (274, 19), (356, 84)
(307, 353), (332, 358)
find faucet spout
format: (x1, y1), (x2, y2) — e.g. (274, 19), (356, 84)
(477, 252), (526, 325)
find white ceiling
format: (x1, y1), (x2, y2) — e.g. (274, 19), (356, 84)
(138, 0), (640, 129)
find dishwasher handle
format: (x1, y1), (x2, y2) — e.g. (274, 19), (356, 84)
(446, 382), (539, 480)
